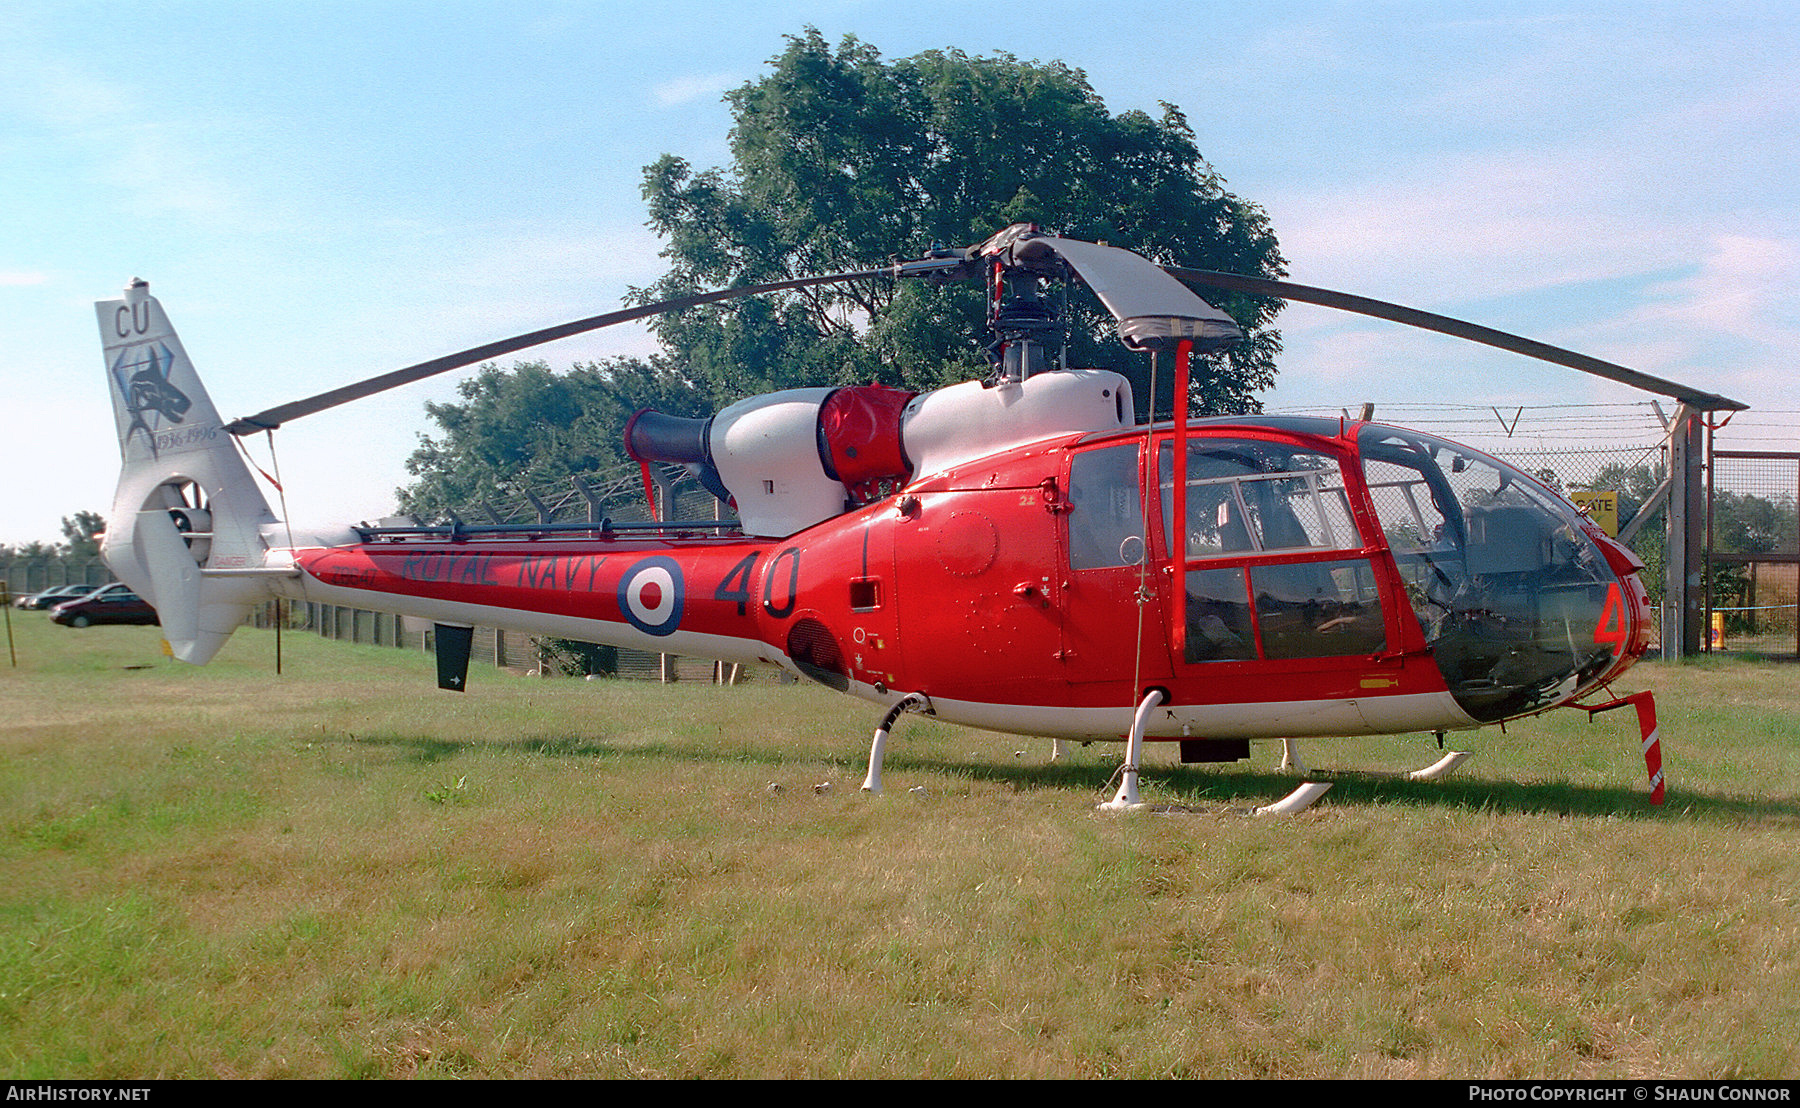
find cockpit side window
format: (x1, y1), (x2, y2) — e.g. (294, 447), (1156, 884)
(1158, 441), (1360, 560)
(1157, 438), (1384, 663)
(1067, 442), (1147, 570)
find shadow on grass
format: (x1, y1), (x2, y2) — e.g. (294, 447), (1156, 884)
(900, 755), (1800, 825)
(316, 729), (1800, 825)
(321, 730), (791, 767)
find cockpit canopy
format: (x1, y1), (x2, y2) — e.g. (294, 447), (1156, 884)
(1356, 424), (1627, 721)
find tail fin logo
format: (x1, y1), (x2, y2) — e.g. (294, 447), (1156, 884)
(111, 342), (193, 456)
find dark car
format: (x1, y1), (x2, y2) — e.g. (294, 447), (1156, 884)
(50, 584), (159, 628)
(16, 583), (101, 610)
(12, 585), (62, 609)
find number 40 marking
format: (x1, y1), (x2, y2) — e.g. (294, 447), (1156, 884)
(1593, 583), (1630, 653)
(713, 553), (760, 616)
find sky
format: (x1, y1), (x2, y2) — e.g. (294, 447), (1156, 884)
(3, 0), (1797, 545)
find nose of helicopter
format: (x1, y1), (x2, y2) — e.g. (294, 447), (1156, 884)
(1588, 529), (1655, 683)
(1356, 423), (1654, 724)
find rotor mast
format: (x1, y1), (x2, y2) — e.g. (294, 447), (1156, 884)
(988, 262), (1061, 384)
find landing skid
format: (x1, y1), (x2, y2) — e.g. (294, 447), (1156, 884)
(1098, 696), (1334, 816)
(1254, 782), (1334, 816)
(1407, 750), (1476, 781)
(861, 704), (1465, 816)
(1278, 737), (1476, 783)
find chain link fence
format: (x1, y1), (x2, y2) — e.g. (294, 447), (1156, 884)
(2, 557), (112, 602)
(1709, 450), (1799, 655)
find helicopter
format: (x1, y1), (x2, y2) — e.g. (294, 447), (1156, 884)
(95, 224), (1743, 810)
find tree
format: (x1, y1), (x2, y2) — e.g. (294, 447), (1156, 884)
(60, 511), (105, 559)
(398, 357), (710, 522)
(639, 30), (1286, 418)
(1712, 490), (1798, 558)
(1577, 462), (1667, 604)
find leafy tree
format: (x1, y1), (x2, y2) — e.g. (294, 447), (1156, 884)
(639, 30), (1286, 418)
(398, 358), (710, 522)
(1711, 490), (1798, 557)
(1576, 462), (1666, 603)
(60, 510), (105, 559)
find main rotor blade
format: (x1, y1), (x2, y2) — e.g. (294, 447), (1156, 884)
(222, 268), (890, 435)
(1166, 267), (1747, 412)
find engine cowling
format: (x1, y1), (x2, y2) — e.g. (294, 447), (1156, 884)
(627, 370), (1134, 537)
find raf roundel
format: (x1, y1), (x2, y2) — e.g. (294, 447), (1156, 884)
(618, 556), (684, 637)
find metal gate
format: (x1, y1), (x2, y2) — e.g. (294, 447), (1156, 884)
(1708, 450), (1800, 656)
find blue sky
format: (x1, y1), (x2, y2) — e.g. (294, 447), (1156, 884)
(4, 0), (1796, 544)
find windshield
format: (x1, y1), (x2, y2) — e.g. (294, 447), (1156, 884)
(1358, 425), (1620, 722)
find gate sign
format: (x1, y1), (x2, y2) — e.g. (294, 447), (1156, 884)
(1572, 489), (1619, 536)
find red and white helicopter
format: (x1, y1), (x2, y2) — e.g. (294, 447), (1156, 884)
(96, 225), (1742, 810)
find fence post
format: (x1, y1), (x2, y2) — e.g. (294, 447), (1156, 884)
(1665, 409), (1705, 659)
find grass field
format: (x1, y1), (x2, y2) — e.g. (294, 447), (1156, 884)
(2, 612), (1798, 1079)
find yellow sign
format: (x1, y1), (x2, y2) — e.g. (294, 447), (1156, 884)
(1572, 490), (1619, 536)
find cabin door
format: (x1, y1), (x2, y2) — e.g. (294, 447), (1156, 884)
(1057, 440), (1171, 688)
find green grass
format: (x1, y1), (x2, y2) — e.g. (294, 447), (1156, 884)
(2, 613), (1797, 1078)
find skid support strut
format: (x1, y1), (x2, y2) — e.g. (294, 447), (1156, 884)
(861, 693), (932, 795)
(1579, 691), (1665, 805)
(1098, 690), (1167, 811)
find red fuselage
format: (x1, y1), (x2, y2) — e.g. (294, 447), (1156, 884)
(291, 416), (1649, 744)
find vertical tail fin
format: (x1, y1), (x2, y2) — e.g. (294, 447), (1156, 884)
(97, 280), (279, 663)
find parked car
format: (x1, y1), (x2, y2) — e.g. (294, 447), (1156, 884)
(50, 584), (159, 628)
(12, 585), (62, 609)
(16, 583), (101, 610)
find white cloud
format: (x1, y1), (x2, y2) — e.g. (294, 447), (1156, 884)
(1641, 235), (1800, 341)
(1562, 233), (1800, 409)
(1254, 14), (1800, 318)
(1267, 147), (1684, 306)
(651, 71), (743, 108)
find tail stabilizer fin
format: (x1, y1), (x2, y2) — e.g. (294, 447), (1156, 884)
(96, 280), (279, 663)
